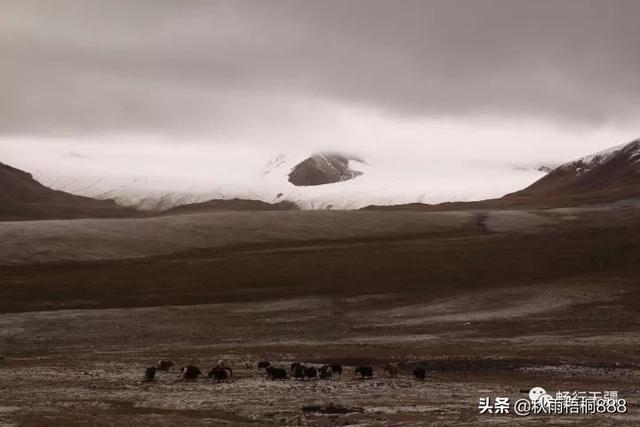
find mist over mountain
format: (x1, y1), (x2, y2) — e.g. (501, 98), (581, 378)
(7, 144), (547, 211)
(5, 135), (639, 214)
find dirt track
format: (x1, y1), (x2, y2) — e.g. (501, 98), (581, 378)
(1, 208), (640, 425)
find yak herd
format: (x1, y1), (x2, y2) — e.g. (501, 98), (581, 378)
(144, 359), (428, 383)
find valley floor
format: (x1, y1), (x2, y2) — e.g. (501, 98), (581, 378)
(1, 207), (640, 425)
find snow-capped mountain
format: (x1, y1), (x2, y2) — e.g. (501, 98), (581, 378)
(33, 175), (220, 211)
(0, 162), (134, 220)
(19, 148), (550, 211)
(509, 138), (640, 202)
(558, 143), (631, 174)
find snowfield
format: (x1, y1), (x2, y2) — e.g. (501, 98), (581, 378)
(6, 147), (547, 211)
(558, 138), (640, 174)
(2, 125), (634, 211)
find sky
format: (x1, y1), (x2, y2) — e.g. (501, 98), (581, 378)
(0, 0), (638, 207)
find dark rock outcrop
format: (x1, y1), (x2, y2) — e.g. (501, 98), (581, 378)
(288, 153), (363, 186)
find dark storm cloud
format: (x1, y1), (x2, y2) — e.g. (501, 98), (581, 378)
(1, 0), (638, 134)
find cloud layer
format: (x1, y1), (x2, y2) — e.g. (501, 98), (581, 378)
(1, 1), (638, 208)
(1, 0), (639, 135)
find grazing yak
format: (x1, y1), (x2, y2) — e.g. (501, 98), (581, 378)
(209, 366), (232, 383)
(181, 365), (202, 380)
(209, 361), (232, 383)
(330, 364), (343, 377)
(319, 365), (333, 380)
(257, 361), (271, 370)
(266, 366), (288, 380)
(144, 367), (157, 382)
(355, 366), (373, 379)
(412, 366), (427, 380)
(156, 359), (175, 372)
(383, 363), (399, 378)
(304, 366), (318, 380)
(292, 364), (306, 380)
(290, 362), (302, 372)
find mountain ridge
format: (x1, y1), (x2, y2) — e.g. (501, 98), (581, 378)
(363, 138), (640, 211)
(0, 161), (138, 221)
(508, 138), (640, 201)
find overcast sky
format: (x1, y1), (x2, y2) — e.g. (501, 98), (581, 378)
(1, 0), (639, 190)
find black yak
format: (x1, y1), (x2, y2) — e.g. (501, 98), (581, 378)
(330, 364), (343, 377)
(292, 364), (306, 380)
(257, 361), (271, 370)
(355, 366), (373, 379)
(319, 365), (333, 380)
(181, 365), (202, 380)
(413, 366), (427, 380)
(144, 366), (157, 381)
(209, 367), (232, 383)
(266, 367), (288, 380)
(304, 366), (318, 380)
